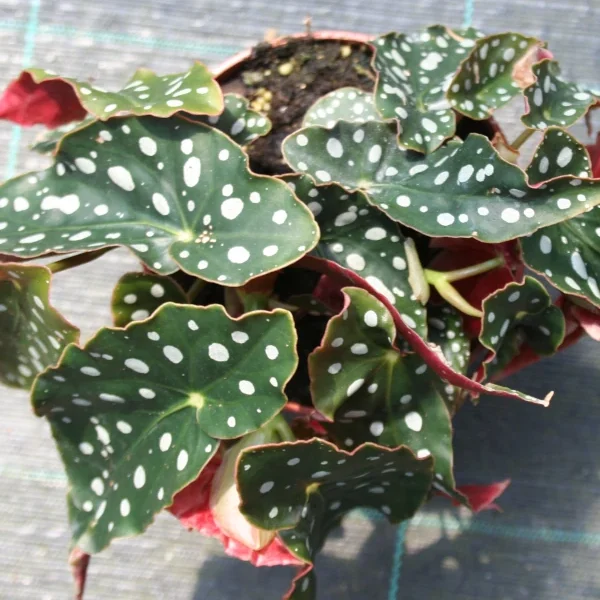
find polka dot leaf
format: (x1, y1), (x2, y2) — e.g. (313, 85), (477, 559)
(283, 120), (600, 242)
(522, 60), (599, 130)
(182, 93), (271, 146)
(521, 207), (600, 308)
(479, 277), (565, 379)
(526, 127), (592, 186)
(309, 287), (456, 495)
(448, 33), (543, 120)
(303, 87), (379, 129)
(282, 174), (425, 336)
(427, 305), (470, 409)
(238, 438), (433, 533)
(0, 263), (79, 389)
(111, 272), (187, 327)
(372, 26), (480, 153)
(283, 567), (316, 600)
(21, 63), (223, 121)
(0, 116), (318, 285)
(31, 303), (298, 553)
(31, 118), (95, 155)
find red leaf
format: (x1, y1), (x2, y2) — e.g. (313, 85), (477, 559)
(455, 479), (511, 512)
(169, 455), (302, 568)
(68, 547), (91, 600)
(566, 303), (600, 341)
(0, 71), (86, 128)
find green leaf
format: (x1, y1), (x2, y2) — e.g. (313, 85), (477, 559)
(372, 26), (479, 153)
(31, 119), (93, 154)
(0, 116), (318, 284)
(448, 33), (543, 120)
(303, 88), (379, 128)
(479, 277), (565, 378)
(284, 568), (317, 600)
(283, 174), (426, 336)
(427, 304), (470, 407)
(0, 263), (79, 388)
(309, 287), (455, 492)
(282, 121), (600, 242)
(238, 438), (433, 533)
(521, 207), (600, 308)
(26, 64), (223, 119)
(183, 93), (271, 145)
(522, 60), (598, 129)
(111, 272), (187, 326)
(526, 127), (592, 185)
(32, 303), (298, 553)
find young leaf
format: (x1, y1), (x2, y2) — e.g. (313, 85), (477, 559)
(182, 93), (271, 146)
(479, 277), (565, 378)
(0, 117), (318, 284)
(31, 119), (94, 154)
(520, 207), (600, 308)
(448, 33), (543, 120)
(0, 263), (79, 388)
(309, 287), (455, 492)
(283, 121), (600, 242)
(0, 64), (223, 126)
(237, 438), (433, 532)
(283, 174), (426, 336)
(302, 88), (379, 128)
(522, 60), (599, 129)
(526, 127), (592, 185)
(302, 254), (554, 405)
(32, 303), (298, 553)
(111, 272), (187, 326)
(372, 26), (479, 153)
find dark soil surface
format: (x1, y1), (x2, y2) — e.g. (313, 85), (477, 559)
(220, 37), (375, 174)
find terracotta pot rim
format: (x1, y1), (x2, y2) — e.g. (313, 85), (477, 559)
(213, 30), (374, 81)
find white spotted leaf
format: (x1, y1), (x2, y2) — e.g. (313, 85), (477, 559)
(238, 438), (433, 533)
(372, 26), (480, 153)
(111, 272), (187, 327)
(303, 87), (379, 128)
(21, 64), (223, 121)
(0, 263), (79, 388)
(448, 33), (543, 120)
(521, 207), (600, 308)
(479, 277), (565, 379)
(282, 175), (426, 336)
(526, 127), (592, 185)
(522, 60), (599, 130)
(427, 305), (470, 409)
(0, 117), (318, 285)
(283, 568), (316, 600)
(283, 121), (600, 242)
(32, 303), (298, 553)
(309, 287), (456, 494)
(183, 93), (271, 146)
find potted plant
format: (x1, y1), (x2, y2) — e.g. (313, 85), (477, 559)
(0, 24), (598, 599)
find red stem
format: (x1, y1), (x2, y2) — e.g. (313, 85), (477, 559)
(284, 401), (327, 421)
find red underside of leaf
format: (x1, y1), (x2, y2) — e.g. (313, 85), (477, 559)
(168, 455), (302, 568)
(0, 72), (87, 128)
(454, 479), (511, 512)
(587, 133), (600, 178)
(566, 304), (600, 341)
(68, 547), (91, 600)
(299, 255), (548, 405)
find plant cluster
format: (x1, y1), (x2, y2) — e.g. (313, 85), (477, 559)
(0, 25), (598, 599)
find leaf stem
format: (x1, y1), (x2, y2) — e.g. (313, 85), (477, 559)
(48, 248), (113, 274)
(187, 278), (206, 303)
(510, 127), (535, 150)
(423, 256), (504, 318)
(405, 238), (430, 304)
(430, 256), (505, 283)
(268, 414), (295, 442)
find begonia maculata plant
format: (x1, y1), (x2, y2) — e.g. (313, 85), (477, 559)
(0, 24), (599, 599)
